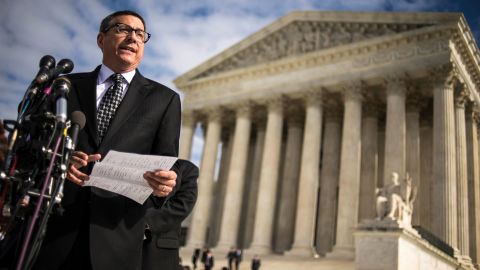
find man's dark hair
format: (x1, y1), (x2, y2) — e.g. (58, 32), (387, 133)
(99, 10), (146, 32)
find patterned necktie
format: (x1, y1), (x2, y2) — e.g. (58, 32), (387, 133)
(97, 73), (124, 142)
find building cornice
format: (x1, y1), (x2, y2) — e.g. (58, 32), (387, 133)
(178, 23), (454, 93)
(174, 11), (462, 86)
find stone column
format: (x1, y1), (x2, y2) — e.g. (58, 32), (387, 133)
(406, 94), (421, 226)
(242, 120), (266, 248)
(454, 85), (472, 266)
(187, 108), (222, 248)
(377, 125), (386, 187)
(329, 83), (363, 259)
(431, 65), (458, 249)
(275, 109), (304, 253)
(238, 130), (256, 249)
(180, 112), (200, 229)
(288, 91), (323, 256)
(216, 103), (252, 251)
(358, 102), (378, 222)
(420, 114), (433, 231)
(179, 111), (196, 160)
(248, 98), (284, 254)
(466, 104), (480, 267)
(315, 106), (342, 256)
(208, 127), (234, 246)
(383, 76), (406, 181)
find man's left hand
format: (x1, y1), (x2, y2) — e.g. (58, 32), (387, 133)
(143, 170), (177, 197)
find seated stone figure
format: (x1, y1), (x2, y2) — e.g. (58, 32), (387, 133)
(376, 172), (416, 226)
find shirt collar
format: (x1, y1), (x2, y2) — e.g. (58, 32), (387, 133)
(97, 64), (136, 84)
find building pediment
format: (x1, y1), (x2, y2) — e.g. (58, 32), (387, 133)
(174, 11), (462, 85)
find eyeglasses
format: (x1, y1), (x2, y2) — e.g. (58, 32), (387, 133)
(104, 23), (151, 43)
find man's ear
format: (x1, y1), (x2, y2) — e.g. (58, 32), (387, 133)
(97, 33), (104, 49)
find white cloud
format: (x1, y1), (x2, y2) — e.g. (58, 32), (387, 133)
(0, 0), (477, 165)
(190, 124), (205, 166)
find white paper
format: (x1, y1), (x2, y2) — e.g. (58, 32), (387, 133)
(84, 150), (178, 204)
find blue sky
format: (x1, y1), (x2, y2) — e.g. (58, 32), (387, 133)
(0, 0), (479, 165)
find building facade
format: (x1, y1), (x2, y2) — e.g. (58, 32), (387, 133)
(174, 11), (480, 267)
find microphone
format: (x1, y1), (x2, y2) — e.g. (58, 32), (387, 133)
(69, 111), (86, 151)
(56, 111), (86, 209)
(51, 77), (71, 124)
(35, 55), (56, 78)
(35, 59), (74, 85)
(23, 55), (56, 103)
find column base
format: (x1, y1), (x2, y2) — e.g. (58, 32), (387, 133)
(246, 242), (272, 255)
(455, 254), (476, 270)
(285, 245), (319, 258)
(186, 239), (207, 250)
(213, 241), (233, 255)
(326, 245), (355, 260)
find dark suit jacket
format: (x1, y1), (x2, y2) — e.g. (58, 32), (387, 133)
(142, 159), (198, 270)
(34, 66), (181, 270)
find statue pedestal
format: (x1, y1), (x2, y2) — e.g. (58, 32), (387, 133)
(355, 224), (462, 270)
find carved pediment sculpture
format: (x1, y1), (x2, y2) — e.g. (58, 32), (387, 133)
(193, 21), (430, 80)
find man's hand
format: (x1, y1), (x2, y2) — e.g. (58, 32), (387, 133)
(143, 170), (177, 197)
(66, 151), (102, 186)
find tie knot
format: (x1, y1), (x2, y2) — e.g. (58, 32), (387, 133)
(111, 73), (123, 84)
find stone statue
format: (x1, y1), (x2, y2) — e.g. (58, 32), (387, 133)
(375, 172), (417, 227)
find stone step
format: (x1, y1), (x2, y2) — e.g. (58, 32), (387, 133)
(179, 249), (354, 270)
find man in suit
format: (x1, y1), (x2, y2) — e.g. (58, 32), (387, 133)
(203, 250), (214, 270)
(142, 159), (198, 270)
(251, 255), (261, 270)
(34, 10), (181, 270)
(227, 247), (236, 270)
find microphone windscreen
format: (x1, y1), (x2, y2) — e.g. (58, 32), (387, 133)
(39, 55), (56, 70)
(57, 59), (74, 74)
(71, 111), (86, 130)
(52, 77), (71, 95)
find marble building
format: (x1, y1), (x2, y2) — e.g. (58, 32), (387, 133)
(173, 11), (480, 268)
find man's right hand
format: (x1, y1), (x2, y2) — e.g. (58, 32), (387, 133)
(66, 151), (101, 186)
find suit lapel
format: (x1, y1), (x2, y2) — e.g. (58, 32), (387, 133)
(76, 67), (100, 147)
(100, 70), (150, 147)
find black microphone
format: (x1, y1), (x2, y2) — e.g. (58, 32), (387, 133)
(35, 55), (56, 78)
(51, 77), (71, 124)
(35, 58), (74, 85)
(69, 111), (86, 151)
(55, 111), (86, 210)
(23, 55), (56, 102)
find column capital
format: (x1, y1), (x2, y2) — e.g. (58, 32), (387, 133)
(454, 82), (469, 109)
(342, 81), (363, 102)
(253, 106), (268, 129)
(406, 81), (433, 112)
(323, 92), (341, 106)
(406, 85), (423, 113)
(231, 101), (253, 118)
(300, 89), (323, 106)
(363, 102), (380, 118)
(383, 74), (407, 96)
(429, 62), (457, 90)
(472, 109), (480, 126)
(286, 106), (305, 127)
(465, 100), (478, 118)
(420, 113), (433, 127)
(325, 108), (343, 123)
(362, 89), (382, 118)
(182, 110), (197, 125)
(203, 106), (223, 122)
(264, 96), (285, 112)
(221, 124), (234, 142)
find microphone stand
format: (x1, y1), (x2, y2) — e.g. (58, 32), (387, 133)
(24, 125), (71, 270)
(0, 56), (74, 270)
